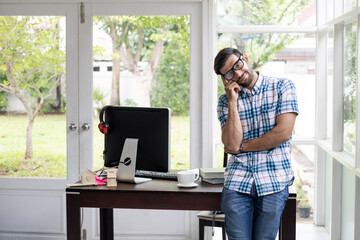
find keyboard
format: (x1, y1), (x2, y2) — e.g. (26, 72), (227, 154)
(135, 170), (177, 181)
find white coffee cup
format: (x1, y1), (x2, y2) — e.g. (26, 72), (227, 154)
(177, 170), (199, 186)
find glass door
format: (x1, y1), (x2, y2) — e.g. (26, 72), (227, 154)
(92, 15), (191, 171)
(79, 2), (202, 239)
(0, 15), (67, 178)
(0, 4), (78, 239)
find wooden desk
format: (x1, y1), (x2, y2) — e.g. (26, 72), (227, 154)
(66, 180), (296, 240)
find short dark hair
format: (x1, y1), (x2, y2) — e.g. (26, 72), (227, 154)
(214, 48), (242, 75)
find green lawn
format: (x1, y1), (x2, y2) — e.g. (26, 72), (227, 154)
(0, 114), (192, 178)
(0, 114), (66, 177)
(93, 115), (191, 171)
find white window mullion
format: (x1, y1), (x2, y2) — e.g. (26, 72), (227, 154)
(333, 23), (344, 151)
(316, 30), (328, 141)
(189, 3), (203, 169)
(355, 14), (360, 240)
(315, 148), (326, 225)
(78, 2), (94, 172)
(314, 29), (327, 226)
(356, 14), (360, 170)
(355, 176), (360, 239)
(334, 0), (344, 19)
(317, 0), (326, 26)
(330, 159), (342, 240)
(329, 22), (344, 240)
(202, 0), (217, 168)
(66, 3), (80, 182)
(217, 25), (317, 34)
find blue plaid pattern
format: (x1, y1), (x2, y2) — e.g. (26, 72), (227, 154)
(217, 73), (299, 196)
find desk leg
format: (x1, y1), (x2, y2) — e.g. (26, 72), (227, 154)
(279, 198), (296, 240)
(66, 193), (81, 240)
(100, 208), (114, 240)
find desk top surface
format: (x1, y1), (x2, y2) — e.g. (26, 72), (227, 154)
(66, 179), (222, 194)
(66, 179), (295, 211)
(66, 180), (296, 197)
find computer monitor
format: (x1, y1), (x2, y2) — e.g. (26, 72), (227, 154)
(102, 106), (170, 172)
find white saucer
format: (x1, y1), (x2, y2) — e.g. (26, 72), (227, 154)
(177, 182), (198, 188)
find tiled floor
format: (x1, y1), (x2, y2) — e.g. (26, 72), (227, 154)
(296, 223), (330, 240)
(212, 223), (330, 240)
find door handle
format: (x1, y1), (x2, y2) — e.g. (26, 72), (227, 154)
(68, 123), (77, 131)
(81, 123), (90, 131)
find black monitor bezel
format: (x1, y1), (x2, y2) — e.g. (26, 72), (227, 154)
(102, 106), (170, 172)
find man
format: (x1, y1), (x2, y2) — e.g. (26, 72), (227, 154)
(215, 47), (298, 240)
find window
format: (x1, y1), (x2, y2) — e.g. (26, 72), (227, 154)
(217, 0), (316, 26)
(343, 19), (356, 156)
(0, 16), (67, 178)
(215, 0), (316, 168)
(92, 15), (191, 170)
(216, 32), (316, 139)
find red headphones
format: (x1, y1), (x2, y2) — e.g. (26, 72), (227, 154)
(98, 106), (110, 134)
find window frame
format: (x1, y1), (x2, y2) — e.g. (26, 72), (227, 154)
(212, 2), (318, 166)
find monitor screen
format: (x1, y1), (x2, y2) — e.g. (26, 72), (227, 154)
(102, 106), (170, 172)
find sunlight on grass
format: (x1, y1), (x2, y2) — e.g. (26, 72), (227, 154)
(93, 115), (190, 171)
(0, 114), (66, 177)
(0, 114), (190, 177)
(170, 116), (190, 170)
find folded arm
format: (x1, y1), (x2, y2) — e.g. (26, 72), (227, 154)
(225, 112), (297, 154)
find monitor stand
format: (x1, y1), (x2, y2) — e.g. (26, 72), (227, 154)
(116, 138), (152, 184)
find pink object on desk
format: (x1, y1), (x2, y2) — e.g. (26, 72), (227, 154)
(96, 175), (107, 186)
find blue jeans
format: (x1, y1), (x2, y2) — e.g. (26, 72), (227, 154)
(221, 183), (289, 240)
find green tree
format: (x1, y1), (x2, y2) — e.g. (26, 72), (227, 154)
(0, 72), (8, 111)
(94, 15), (190, 107)
(343, 21), (356, 123)
(0, 16), (65, 159)
(218, 0), (311, 69)
(343, 21), (356, 154)
(151, 41), (190, 115)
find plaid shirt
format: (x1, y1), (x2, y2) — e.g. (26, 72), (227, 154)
(217, 73), (299, 196)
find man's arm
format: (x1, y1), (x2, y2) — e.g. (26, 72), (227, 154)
(220, 78), (243, 152)
(221, 101), (243, 152)
(225, 112), (296, 154)
(243, 112), (296, 152)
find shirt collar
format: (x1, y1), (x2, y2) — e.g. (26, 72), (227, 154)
(240, 72), (262, 96)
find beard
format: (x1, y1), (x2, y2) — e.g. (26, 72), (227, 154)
(236, 70), (255, 88)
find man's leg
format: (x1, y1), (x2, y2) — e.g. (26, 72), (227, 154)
(221, 188), (254, 240)
(252, 186), (289, 240)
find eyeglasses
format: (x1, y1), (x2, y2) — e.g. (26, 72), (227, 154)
(221, 55), (245, 81)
